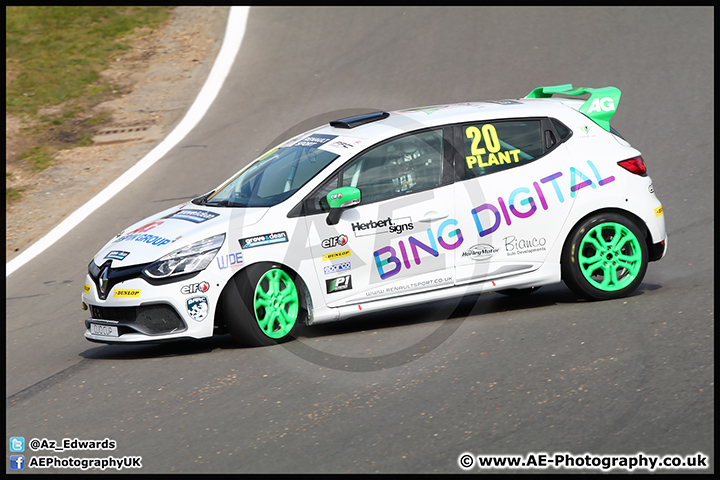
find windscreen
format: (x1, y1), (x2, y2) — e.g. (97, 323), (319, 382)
(203, 142), (339, 208)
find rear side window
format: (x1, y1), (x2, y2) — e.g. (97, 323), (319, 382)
(551, 118), (571, 140)
(461, 120), (543, 178)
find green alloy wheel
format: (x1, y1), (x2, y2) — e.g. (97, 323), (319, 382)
(562, 213), (648, 301)
(578, 222), (642, 291)
(253, 268), (299, 339)
(223, 264), (301, 346)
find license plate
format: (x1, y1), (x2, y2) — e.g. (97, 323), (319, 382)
(89, 323), (119, 337)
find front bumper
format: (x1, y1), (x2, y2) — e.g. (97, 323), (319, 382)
(82, 273), (218, 344)
(84, 302), (188, 343)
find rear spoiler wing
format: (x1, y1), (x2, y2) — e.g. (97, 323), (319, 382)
(526, 84), (621, 132)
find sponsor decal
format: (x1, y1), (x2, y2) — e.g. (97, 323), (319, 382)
(112, 289), (141, 298)
(181, 281), (210, 295)
(288, 133), (337, 148)
(654, 206), (664, 217)
(167, 209), (220, 223)
(326, 275), (352, 294)
(186, 296), (209, 322)
(503, 235), (547, 256)
(365, 276), (453, 298)
(128, 221), (164, 234)
(462, 244), (499, 261)
(323, 261), (351, 275)
(323, 138), (365, 154)
(111, 225), (171, 247)
(83, 283), (91, 294)
(485, 99), (522, 105)
(322, 249), (351, 261)
(389, 220), (414, 235)
(400, 106), (448, 115)
(329, 140), (354, 149)
(239, 231), (288, 249)
(124, 234), (170, 247)
(352, 217), (392, 236)
(587, 96), (616, 113)
(351, 216), (412, 237)
(112, 221), (167, 245)
(216, 252), (243, 269)
(577, 125), (596, 139)
(104, 250), (130, 261)
(374, 219), (463, 280)
(470, 160), (615, 238)
(321, 234), (348, 249)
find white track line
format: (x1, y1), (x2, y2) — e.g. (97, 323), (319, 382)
(6, 6), (249, 277)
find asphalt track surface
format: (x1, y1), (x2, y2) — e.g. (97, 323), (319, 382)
(6, 7), (713, 474)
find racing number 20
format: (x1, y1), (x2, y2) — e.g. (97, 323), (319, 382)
(465, 124), (522, 170)
(466, 124), (501, 156)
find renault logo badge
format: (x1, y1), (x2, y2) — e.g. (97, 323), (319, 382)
(99, 264), (110, 295)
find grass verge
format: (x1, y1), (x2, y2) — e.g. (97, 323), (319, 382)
(6, 6), (173, 200)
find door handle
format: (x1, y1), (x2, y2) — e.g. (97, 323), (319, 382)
(419, 211), (449, 222)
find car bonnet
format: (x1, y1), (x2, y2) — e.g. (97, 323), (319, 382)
(93, 205), (267, 267)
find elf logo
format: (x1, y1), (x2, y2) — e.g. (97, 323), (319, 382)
(326, 275), (352, 294)
(587, 97), (615, 113)
(181, 281), (210, 295)
(321, 234), (348, 249)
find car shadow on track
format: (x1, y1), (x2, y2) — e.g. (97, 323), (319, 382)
(296, 282), (660, 339)
(79, 282), (661, 360)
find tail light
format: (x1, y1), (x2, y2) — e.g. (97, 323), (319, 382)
(617, 156), (647, 175)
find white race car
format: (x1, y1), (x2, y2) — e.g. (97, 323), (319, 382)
(82, 84), (667, 346)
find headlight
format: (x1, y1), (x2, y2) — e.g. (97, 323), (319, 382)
(88, 259), (101, 278)
(143, 234), (225, 279)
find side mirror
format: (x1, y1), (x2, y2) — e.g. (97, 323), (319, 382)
(326, 187), (361, 225)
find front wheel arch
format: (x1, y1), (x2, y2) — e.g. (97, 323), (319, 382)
(218, 262), (311, 346)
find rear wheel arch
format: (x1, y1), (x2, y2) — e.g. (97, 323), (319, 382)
(560, 208), (649, 300)
(561, 207), (651, 264)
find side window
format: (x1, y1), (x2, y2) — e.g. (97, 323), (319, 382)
(551, 118), (571, 140)
(347, 129), (445, 203)
(461, 120), (543, 179)
(302, 129), (445, 215)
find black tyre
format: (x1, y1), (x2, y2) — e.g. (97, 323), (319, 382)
(562, 213), (648, 300)
(221, 264), (302, 346)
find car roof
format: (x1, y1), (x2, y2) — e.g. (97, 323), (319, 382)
(313, 97), (583, 146)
